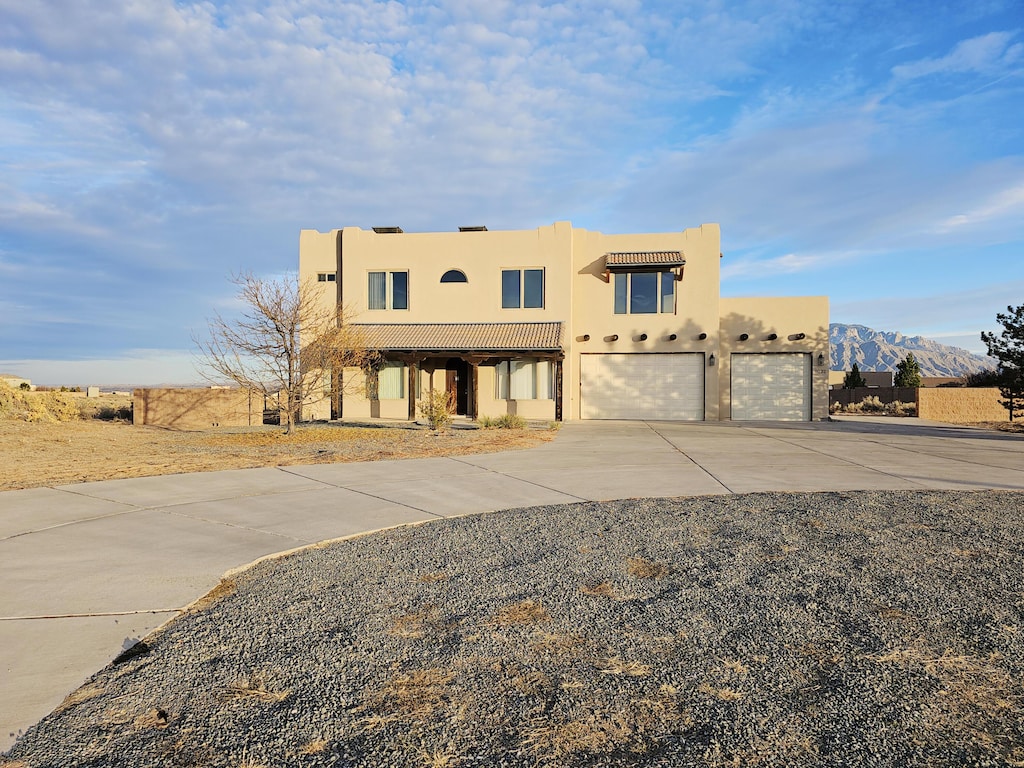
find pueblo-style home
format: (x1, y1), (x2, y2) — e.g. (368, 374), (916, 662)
(298, 222), (829, 422)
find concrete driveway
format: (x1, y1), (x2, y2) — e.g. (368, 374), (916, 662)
(3, 416), (1023, 749)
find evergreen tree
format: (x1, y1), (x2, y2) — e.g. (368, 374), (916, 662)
(843, 363), (867, 389)
(981, 304), (1024, 421)
(894, 353), (922, 388)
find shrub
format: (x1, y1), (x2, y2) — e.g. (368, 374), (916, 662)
(95, 404), (133, 421)
(495, 413), (527, 429)
(18, 381), (30, 391)
(886, 400), (917, 416)
(859, 395), (885, 413)
(417, 389), (456, 431)
(476, 415), (497, 429)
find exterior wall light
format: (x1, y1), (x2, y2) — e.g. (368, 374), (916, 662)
(698, 332), (708, 340)
(667, 333), (677, 341)
(636, 333), (648, 341)
(739, 333), (749, 341)
(817, 353), (826, 367)
(708, 353), (716, 366)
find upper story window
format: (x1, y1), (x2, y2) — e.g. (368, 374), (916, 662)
(441, 269), (468, 283)
(502, 268), (544, 309)
(614, 271), (675, 314)
(317, 272), (336, 282)
(368, 271), (408, 310)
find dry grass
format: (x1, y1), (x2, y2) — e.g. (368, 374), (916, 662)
(699, 683), (745, 701)
(580, 580), (619, 598)
(187, 578), (236, 613)
(595, 656), (651, 677)
(361, 668), (454, 724)
(487, 599), (550, 627)
(531, 630), (586, 655)
(0, 418), (554, 491)
(625, 556), (671, 580)
(55, 682), (105, 712)
(389, 604), (450, 639)
(417, 749), (460, 768)
(297, 739), (328, 755)
(220, 671), (291, 704)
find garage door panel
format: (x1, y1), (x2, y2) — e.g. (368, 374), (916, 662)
(731, 353), (810, 421)
(581, 354), (704, 421)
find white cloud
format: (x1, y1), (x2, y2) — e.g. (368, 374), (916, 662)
(935, 180), (1024, 232)
(891, 31), (1021, 82)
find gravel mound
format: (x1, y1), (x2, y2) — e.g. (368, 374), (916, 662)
(5, 490), (1024, 767)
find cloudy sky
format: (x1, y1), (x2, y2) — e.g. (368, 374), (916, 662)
(1, 0), (1022, 385)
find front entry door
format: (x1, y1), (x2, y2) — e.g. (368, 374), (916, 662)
(445, 359), (469, 415)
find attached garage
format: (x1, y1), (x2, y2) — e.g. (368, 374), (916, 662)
(731, 353), (811, 421)
(580, 353), (704, 420)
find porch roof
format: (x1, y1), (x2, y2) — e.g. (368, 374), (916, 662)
(353, 322), (563, 352)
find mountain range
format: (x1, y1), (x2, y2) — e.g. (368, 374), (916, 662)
(829, 324), (995, 378)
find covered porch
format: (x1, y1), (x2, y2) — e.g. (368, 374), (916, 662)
(351, 322), (565, 422)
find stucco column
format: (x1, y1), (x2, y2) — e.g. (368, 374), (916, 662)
(554, 359), (563, 421)
(468, 360), (479, 420)
(407, 361), (418, 421)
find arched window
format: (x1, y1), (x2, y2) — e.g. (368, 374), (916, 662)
(440, 269), (468, 283)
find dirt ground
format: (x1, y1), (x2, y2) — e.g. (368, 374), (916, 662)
(0, 409), (555, 492)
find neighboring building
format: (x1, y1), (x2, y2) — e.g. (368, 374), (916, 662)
(0, 374), (32, 390)
(299, 222), (829, 422)
(828, 370), (894, 389)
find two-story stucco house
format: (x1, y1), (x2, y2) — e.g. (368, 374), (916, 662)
(298, 222), (829, 422)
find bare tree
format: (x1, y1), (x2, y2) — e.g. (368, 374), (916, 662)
(194, 272), (378, 433)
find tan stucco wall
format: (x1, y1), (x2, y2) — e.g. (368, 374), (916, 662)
(133, 388), (261, 430)
(568, 224), (721, 420)
(917, 388), (1009, 423)
(719, 296), (830, 420)
(299, 223), (829, 423)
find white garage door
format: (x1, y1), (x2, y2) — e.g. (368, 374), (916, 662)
(580, 353), (704, 420)
(731, 353), (811, 421)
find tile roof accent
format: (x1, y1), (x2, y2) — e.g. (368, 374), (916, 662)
(353, 322), (563, 351)
(605, 251), (684, 268)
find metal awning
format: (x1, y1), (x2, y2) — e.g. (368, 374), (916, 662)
(604, 251), (685, 271)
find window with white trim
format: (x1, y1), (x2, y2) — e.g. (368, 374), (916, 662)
(317, 272), (336, 282)
(495, 359), (553, 400)
(613, 271), (675, 314)
(501, 268), (544, 309)
(368, 271), (409, 310)
(370, 362), (406, 400)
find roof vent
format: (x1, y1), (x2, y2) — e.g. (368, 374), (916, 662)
(372, 226), (404, 234)
(458, 226), (488, 232)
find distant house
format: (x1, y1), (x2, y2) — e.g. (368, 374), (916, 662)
(299, 222), (830, 422)
(828, 370), (893, 389)
(0, 374), (32, 390)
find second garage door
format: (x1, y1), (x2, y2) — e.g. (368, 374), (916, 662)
(731, 353), (811, 421)
(580, 353), (704, 420)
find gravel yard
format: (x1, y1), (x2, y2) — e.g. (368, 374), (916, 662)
(5, 489), (1023, 767)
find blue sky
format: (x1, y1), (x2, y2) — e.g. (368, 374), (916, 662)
(1, 0), (1021, 385)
